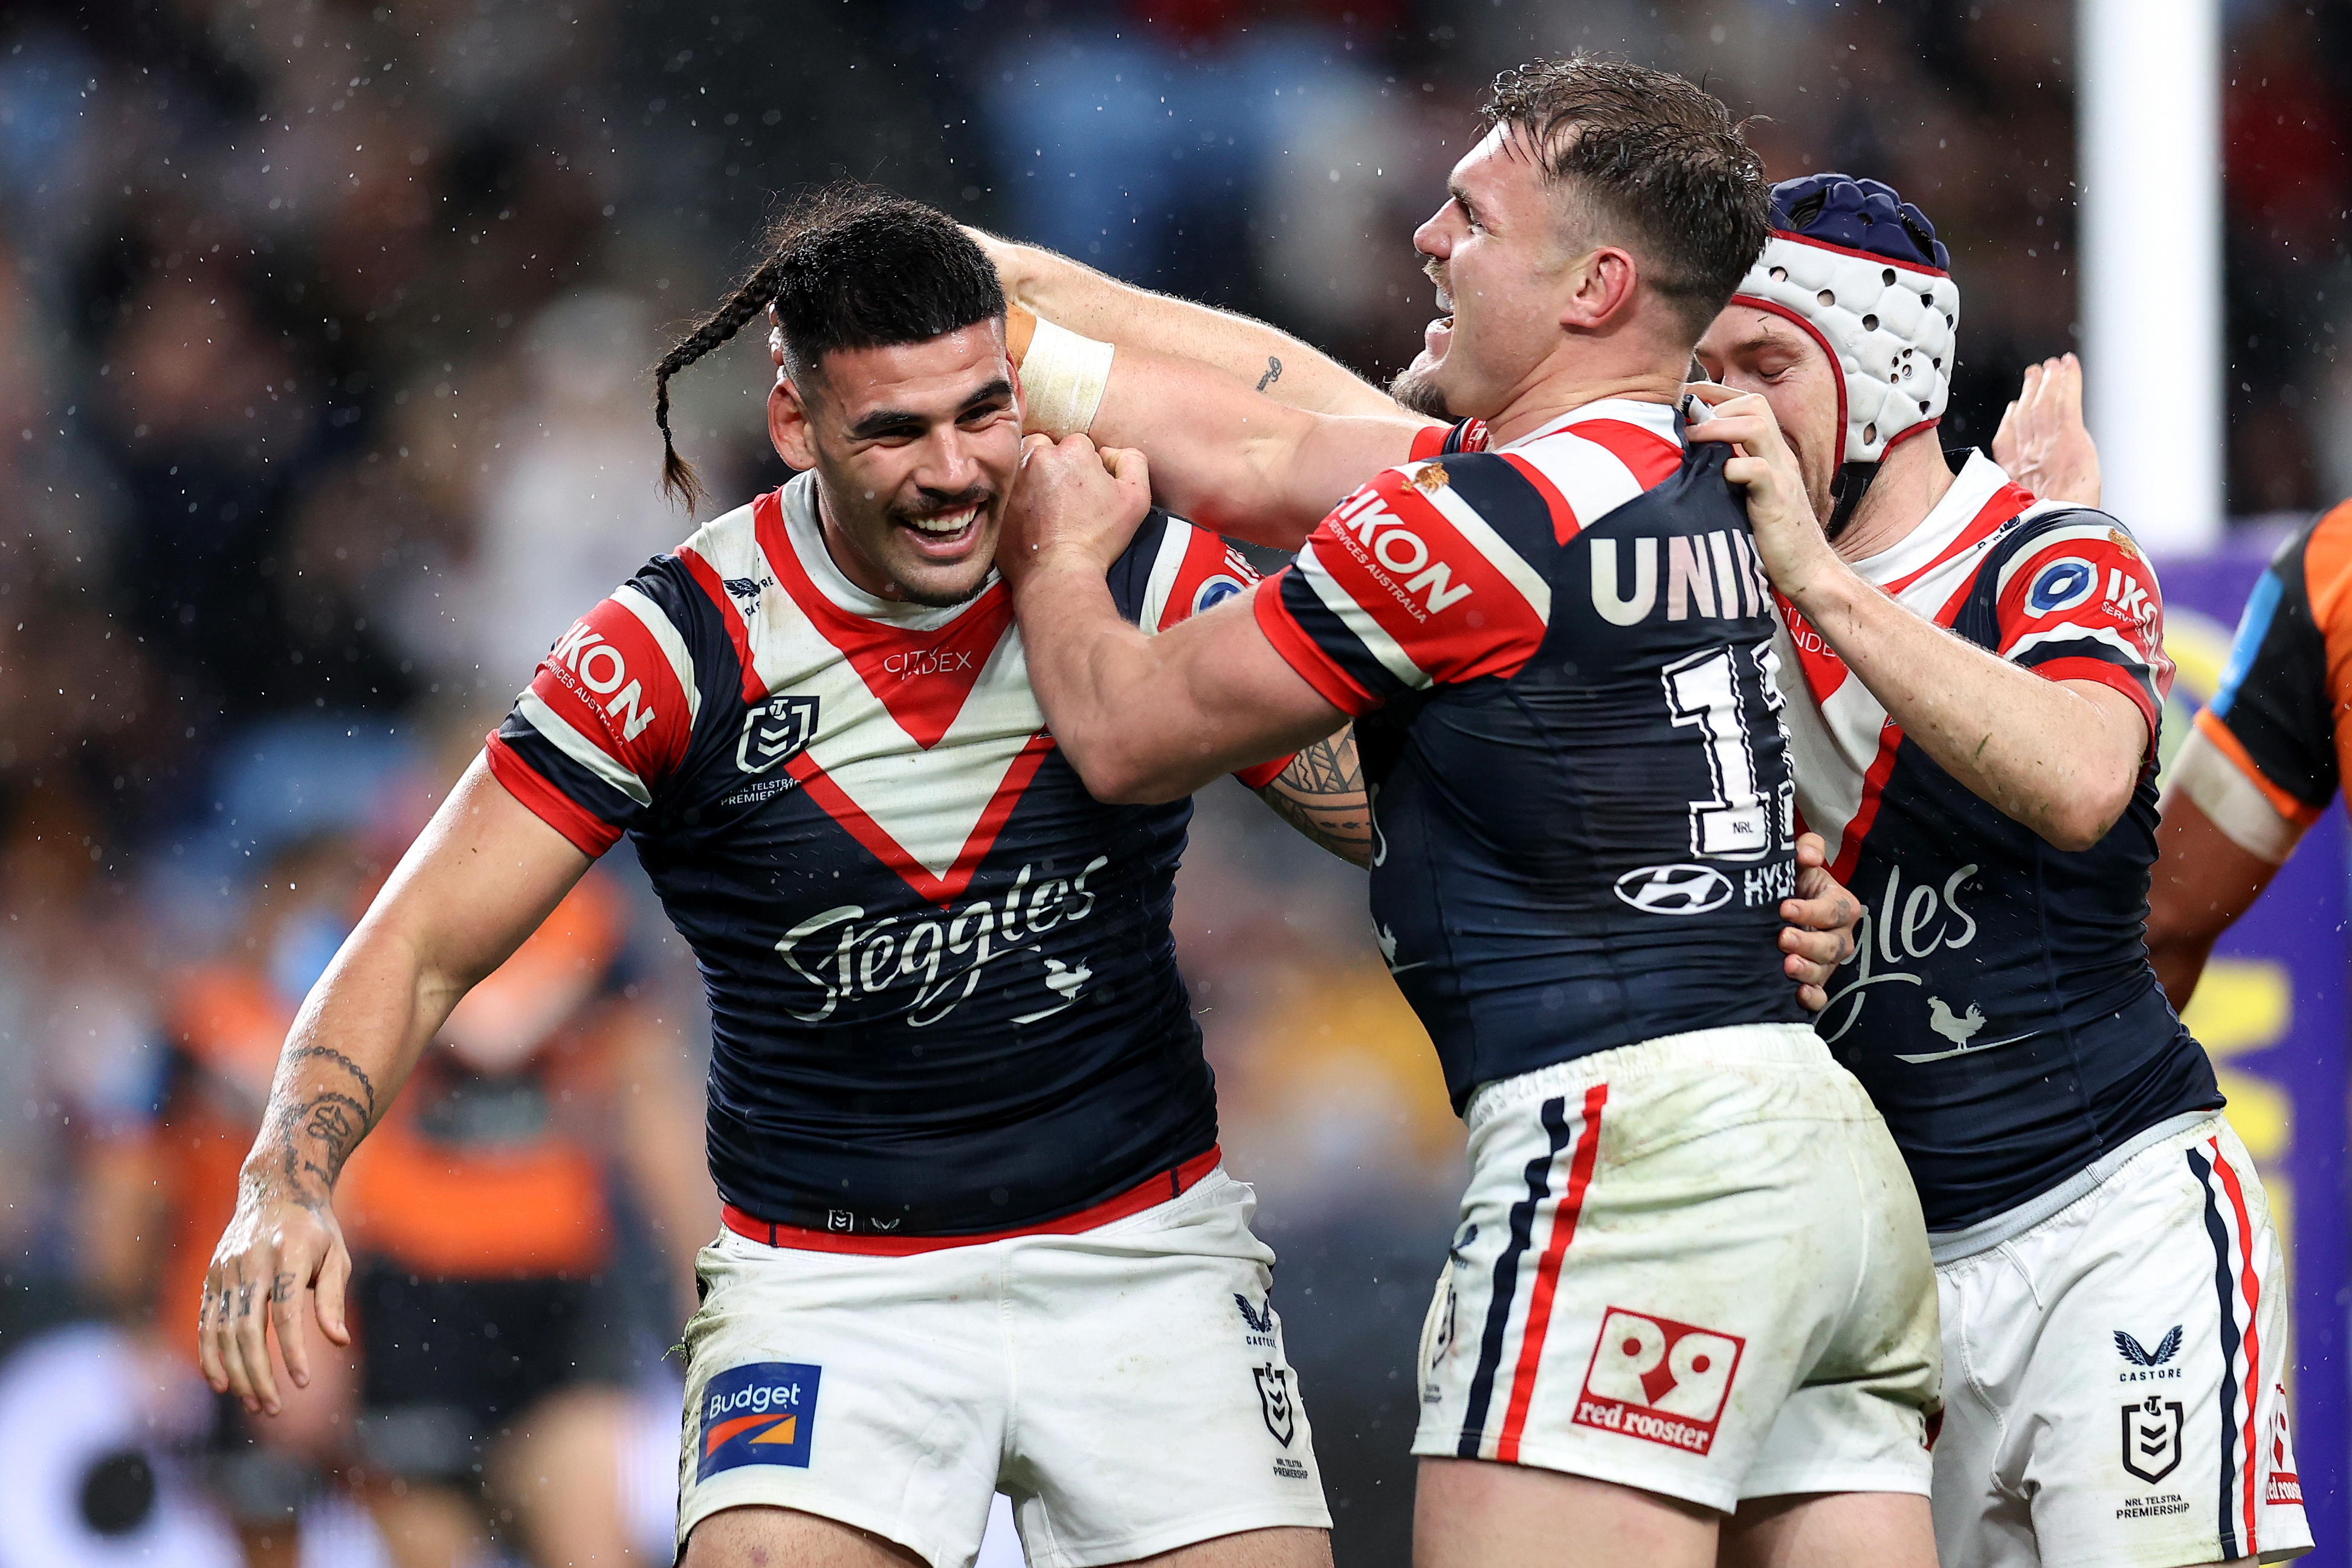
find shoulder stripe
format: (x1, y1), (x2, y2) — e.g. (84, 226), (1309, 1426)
(517, 687), (653, 807)
(676, 543), (764, 705)
(1568, 418), (1682, 488)
(1500, 453), (1581, 545)
(1992, 520), (2136, 599)
(1412, 481), (1552, 624)
(611, 584), (701, 726)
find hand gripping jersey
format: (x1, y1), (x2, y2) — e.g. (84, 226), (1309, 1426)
(1255, 400), (1806, 1111)
(2178, 499), (2352, 858)
(486, 473), (1281, 1236)
(1781, 451), (2221, 1230)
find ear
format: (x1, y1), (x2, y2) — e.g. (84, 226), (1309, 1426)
(1559, 245), (1641, 332)
(769, 375), (817, 471)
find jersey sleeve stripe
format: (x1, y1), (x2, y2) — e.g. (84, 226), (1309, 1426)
(2188, 708), (2324, 840)
(1409, 424), (1452, 462)
(1257, 571), (1386, 715)
(1137, 513), (1194, 632)
(1296, 540), (1434, 690)
(677, 543), (766, 706)
(2030, 654), (2160, 744)
(516, 686), (654, 807)
(484, 733), (624, 856)
(611, 583), (702, 726)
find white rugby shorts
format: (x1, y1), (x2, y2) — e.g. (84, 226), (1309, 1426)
(1931, 1112), (2312, 1566)
(674, 1163), (1329, 1568)
(1412, 1022), (1941, 1511)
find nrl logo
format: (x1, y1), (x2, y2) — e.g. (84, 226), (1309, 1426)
(1255, 1365), (1296, 1448)
(737, 695), (819, 775)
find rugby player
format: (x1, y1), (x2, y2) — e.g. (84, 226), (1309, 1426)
(191, 183), (1870, 1568)
(2142, 498), (2352, 1009)
(993, 161), (2307, 1566)
(1687, 178), (2304, 1568)
(992, 60), (1942, 1568)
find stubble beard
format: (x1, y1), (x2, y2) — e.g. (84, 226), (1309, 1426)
(1388, 363), (1455, 422)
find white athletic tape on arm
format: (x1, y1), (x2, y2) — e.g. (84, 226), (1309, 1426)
(2163, 726), (2303, 865)
(1020, 316), (1115, 438)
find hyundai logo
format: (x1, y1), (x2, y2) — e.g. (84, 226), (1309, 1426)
(1614, 863), (1734, 915)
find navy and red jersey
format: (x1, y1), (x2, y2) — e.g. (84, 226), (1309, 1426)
(1255, 399), (1808, 1112)
(1782, 451), (2221, 1231)
(487, 474), (1281, 1236)
(2176, 500), (2352, 860)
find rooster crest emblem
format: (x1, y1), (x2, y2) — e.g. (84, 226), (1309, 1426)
(1409, 462), (1450, 494)
(1926, 996), (1985, 1045)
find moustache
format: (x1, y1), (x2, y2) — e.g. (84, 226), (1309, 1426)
(887, 485), (994, 525)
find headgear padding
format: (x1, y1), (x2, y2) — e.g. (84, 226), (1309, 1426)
(1733, 174), (1960, 467)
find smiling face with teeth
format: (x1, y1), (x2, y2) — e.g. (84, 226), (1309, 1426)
(768, 319), (1023, 608)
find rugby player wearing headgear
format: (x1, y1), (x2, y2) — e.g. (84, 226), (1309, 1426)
(990, 59), (1942, 1568)
(1684, 176), (2306, 1568)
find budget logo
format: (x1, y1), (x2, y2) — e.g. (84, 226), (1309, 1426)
(697, 1362), (821, 1479)
(1574, 1308), (1744, 1456)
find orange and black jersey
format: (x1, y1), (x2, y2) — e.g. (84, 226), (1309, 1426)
(2188, 500), (2352, 847)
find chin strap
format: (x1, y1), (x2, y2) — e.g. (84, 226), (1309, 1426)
(1826, 460), (1880, 544)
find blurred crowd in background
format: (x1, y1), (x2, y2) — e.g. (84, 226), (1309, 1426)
(1, 0), (2346, 1563)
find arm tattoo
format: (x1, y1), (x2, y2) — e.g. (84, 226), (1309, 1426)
(258, 1047), (384, 1208)
(1256, 355), (1282, 393)
(1256, 731), (1372, 867)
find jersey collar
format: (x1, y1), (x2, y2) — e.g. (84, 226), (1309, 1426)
(1844, 450), (2018, 590)
(776, 470), (1004, 630)
(1503, 396), (1684, 452)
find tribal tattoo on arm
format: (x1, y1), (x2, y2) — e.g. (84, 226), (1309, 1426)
(1256, 729), (1372, 868)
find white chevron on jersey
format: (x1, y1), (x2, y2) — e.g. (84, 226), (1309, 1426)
(1772, 451), (2046, 869)
(677, 484), (1047, 899)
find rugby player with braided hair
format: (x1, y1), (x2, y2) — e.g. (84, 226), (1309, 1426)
(196, 182), (1863, 1568)
(986, 152), (2305, 1567)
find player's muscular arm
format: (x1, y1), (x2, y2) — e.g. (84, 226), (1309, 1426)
(1695, 392), (2145, 853)
(199, 755), (590, 1416)
(1002, 436), (1348, 802)
(2144, 789), (2286, 1007)
(1257, 729), (1372, 868)
(977, 230), (1405, 418)
(1088, 345), (1431, 547)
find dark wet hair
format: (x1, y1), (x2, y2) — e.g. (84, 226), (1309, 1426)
(651, 182), (1004, 512)
(1482, 56), (1771, 342)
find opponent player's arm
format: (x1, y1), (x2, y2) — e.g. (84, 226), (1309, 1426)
(978, 231), (1406, 418)
(198, 757), (590, 1416)
(1695, 390), (2145, 853)
(2145, 770), (2290, 1007)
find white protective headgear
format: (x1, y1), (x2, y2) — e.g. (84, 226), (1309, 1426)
(1731, 174), (1960, 470)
